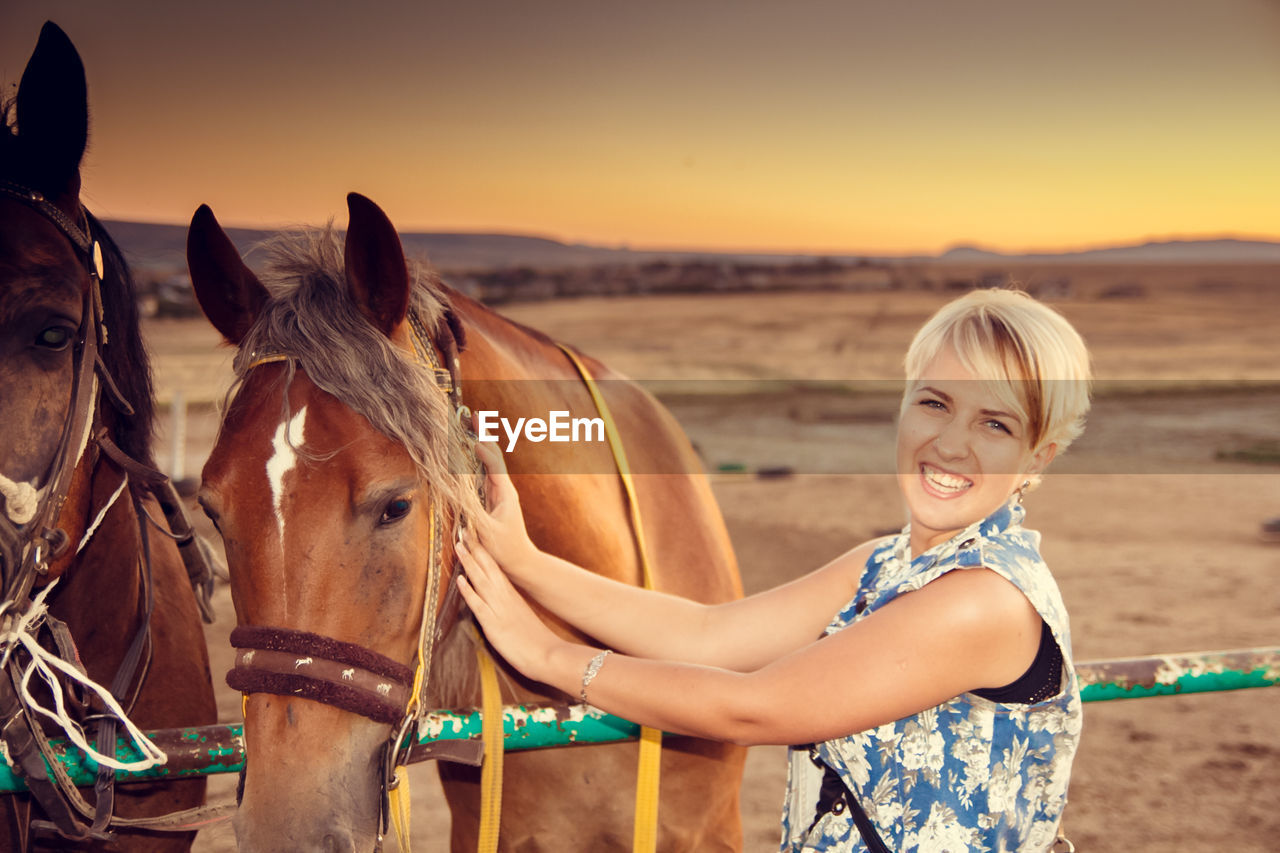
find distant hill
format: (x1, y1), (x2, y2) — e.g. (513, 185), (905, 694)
(103, 220), (813, 274)
(938, 238), (1280, 264)
(103, 220), (1280, 275)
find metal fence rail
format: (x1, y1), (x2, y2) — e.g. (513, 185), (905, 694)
(2, 646), (1276, 793)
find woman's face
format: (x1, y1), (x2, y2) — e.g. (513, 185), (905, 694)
(896, 345), (1056, 554)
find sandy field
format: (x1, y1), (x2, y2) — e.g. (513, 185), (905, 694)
(146, 267), (1280, 851)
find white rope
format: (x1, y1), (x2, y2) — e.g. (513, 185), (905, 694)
(0, 473), (41, 526)
(0, 580), (167, 772)
(76, 476), (128, 555)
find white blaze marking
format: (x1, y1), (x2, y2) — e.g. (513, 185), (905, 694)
(266, 406), (308, 542)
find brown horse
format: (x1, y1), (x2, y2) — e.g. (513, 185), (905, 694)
(0, 22), (217, 851)
(187, 192), (747, 851)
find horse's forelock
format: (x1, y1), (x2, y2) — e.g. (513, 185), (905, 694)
(231, 225), (485, 546)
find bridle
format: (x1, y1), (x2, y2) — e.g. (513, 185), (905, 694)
(225, 305), (482, 848)
(0, 180), (106, 602)
(0, 180), (218, 844)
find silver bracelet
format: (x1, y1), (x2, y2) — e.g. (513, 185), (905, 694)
(580, 649), (613, 703)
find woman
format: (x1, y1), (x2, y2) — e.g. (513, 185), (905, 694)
(457, 288), (1091, 852)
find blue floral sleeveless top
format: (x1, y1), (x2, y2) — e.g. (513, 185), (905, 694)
(780, 500), (1081, 852)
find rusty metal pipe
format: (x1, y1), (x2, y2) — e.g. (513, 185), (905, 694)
(2, 646), (1276, 792)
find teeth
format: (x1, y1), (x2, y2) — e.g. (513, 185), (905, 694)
(923, 465), (970, 493)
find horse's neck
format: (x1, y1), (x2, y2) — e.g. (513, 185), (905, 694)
(46, 454), (148, 679)
(428, 296), (618, 707)
(449, 295), (574, 399)
(450, 289), (644, 580)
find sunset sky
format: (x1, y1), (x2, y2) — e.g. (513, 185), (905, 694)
(3, 1), (1279, 255)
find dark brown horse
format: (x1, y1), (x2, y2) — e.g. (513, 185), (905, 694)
(0, 23), (216, 851)
(187, 193), (746, 851)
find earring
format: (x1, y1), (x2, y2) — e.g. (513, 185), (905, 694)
(1015, 479), (1031, 504)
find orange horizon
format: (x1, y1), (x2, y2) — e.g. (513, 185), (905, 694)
(8, 3), (1279, 259)
(90, 209), (1280, 259)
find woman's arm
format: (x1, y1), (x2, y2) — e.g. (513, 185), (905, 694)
(458, 542), (1044, 746)
(469, 445), (872, 671)
(466, 533), (876, 671)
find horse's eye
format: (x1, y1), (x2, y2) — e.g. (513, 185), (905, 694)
(379, 498), (412, 526)
(35, 325), (74, 350)
(197, 497), (223, 535)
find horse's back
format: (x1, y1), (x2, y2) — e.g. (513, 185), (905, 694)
(448, 298), (747, 851)
(571, 350), (741, 602)
(458, 295), (740, 600)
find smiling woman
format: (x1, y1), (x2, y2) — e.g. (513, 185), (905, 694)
(897, 289), (1091, 554)
(458, 287), (1094, 852)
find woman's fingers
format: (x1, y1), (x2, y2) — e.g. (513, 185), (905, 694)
(456, 537), (552, 678)
(461, 527), (489, 569)
(473, 443), (517, 513)
(456, 537), (491, 588)
(467, 443), (537, 572)
(456, 574), (485, 619)
(475, 441), (506, 475)
(456, 536), (515, 604)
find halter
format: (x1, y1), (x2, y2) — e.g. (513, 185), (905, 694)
(0, 180), (105, 603)
(226, 306), (481, 847)
(0, 181), (219, 843)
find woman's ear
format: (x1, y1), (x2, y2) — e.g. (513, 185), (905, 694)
(1028, 441), (1058, 476)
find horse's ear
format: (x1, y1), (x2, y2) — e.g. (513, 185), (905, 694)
(15, 22), (89, 201)
(344, 193), (410, 337)
(187, 205), (269, 345)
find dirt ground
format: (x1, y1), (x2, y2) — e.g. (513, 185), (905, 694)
(150, 268), (1280, 851)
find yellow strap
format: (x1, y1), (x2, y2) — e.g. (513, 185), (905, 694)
(556, 343), (661, 853)
(476, 645), (504, 853)
(390, 489), (441, 852)
(245, 352), (289, 371)
(632, 726), (663, 851)
(557, 345), (654, 588)
(389, 768), (412, 852)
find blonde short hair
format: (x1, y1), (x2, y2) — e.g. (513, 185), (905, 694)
(903, 289), (1092, 453)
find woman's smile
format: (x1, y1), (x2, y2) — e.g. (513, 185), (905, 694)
(919, 463), (972, 498)
(897, 346), (1056, 554)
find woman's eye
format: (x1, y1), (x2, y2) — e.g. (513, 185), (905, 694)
(919, 398), (946, 411)
(380, 498), (412, 525)
(985, 419), (1013, 435)
(35, 325), (74, 350)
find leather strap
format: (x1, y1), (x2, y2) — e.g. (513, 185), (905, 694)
(0, 180), (218, 842)
(0, 181), (93, 254)
(809, 755), (890, 853)
(475, 645), (504, 853)
(1, 669), (105, 843)
(556, 343), (663, 853)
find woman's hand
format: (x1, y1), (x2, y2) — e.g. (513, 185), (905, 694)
(470, 442), (538, 582)
(455, 528), (562, 681)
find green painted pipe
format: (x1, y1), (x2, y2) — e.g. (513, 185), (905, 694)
(1076, 646), (1280, 702)
(0, 704), (638, 793)
(2, 647), (1276, 793)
